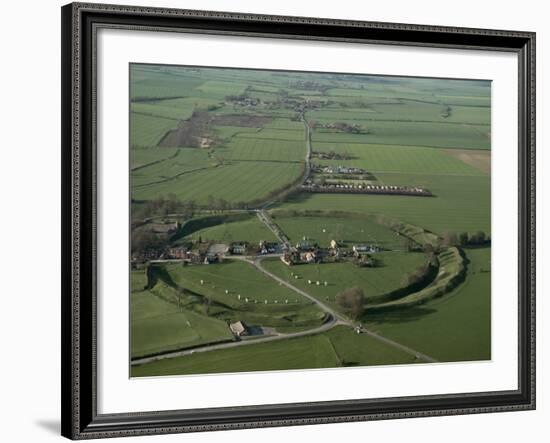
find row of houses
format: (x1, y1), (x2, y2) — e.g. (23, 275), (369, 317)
(132, 245), (219, 265)
(313, 165), (368, 175)
(280, 238), (381, 266)
(300, 182), (433, 197)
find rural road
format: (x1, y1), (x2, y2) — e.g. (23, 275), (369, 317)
(301, 112), (312, 184)
(256, 210), (291, 250)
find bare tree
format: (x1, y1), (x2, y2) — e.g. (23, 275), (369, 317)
(336, 287), (365, 320)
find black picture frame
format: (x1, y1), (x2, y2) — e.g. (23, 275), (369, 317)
(61, 2), (536, 439)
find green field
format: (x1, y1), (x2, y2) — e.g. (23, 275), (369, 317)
(131, 325), (418, 377)
(132, 160), (304, 205)
(311, 121), (489, 150)
(224, 137), (305, 162)
(181, 213), (277, 244)
(312, 143), (485, 176)
(278, 172), (491, 236)
(262, 252), (426, 312)
(155, 260), (327, 331)
(271, 214), (405, 249)
(131, 113), (179, 148)
(365, 247), (491, 362)
(131, 270), (234, 358)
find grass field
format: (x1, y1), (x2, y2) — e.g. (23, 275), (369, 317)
(182, 213), (277, 244)
(270, 214), (406, 250)
(159, 261), (327, 331)
(311, 121), (489, 150)
(131, 112), (179, 148)
(311, 143), (486, 176)
(132, 160), (304, 205)
(278, 172), (491, 236)
(131, 325), (418, 377)
(131, 148), (214, 188)
(365, 247), (491, 362)
(132, 334), (340, 376)
(131, 147), (180, 170)
(131, 270), (234, 359)
(261, 252), (427, 313)
(224, 137), (305, 162)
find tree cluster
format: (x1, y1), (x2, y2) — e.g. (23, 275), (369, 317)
(131, 230), (167, 254)
(134, 195), (195, 220)
(336, 287), (365, 320)
(442, 230), (490, 247)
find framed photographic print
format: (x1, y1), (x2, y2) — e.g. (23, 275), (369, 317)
(61, 2), (536, 439)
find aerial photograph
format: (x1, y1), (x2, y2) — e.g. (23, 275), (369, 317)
(129, 63), (491, 377)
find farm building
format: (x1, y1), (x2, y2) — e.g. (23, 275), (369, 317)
(301, 251), (317, 263)
(229, 321), (248, 337)
(259, 240), (279, 254)
(166, 246), (189, 259)
(150, 221), (179, 235)
(353, 244), (379, 253)
(231, 243), (247, 255)
(281, 250), (300, 266)
(296, 240), (314, 251)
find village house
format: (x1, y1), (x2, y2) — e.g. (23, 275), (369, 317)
(166, 246), (189, 259)
(188, 251), (204, 265)
(231, 243), (247, 255)
(229, 321), (248, 337)
(131, 248), (164, 263)
(259, 240), (279, 254)
(295, 240), (314, 251)
(281, 250), (300, 266)
(353, 244), (380, 254)
(301, 251), (317, 263)
(203, 255), (218, 265)
(150, 221), (179, 235)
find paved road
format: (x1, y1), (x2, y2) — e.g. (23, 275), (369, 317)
(256, 210), (291, 250)
(301, 113), (312, 184)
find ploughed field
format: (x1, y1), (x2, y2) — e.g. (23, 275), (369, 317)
(130, 64), (492, 376)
